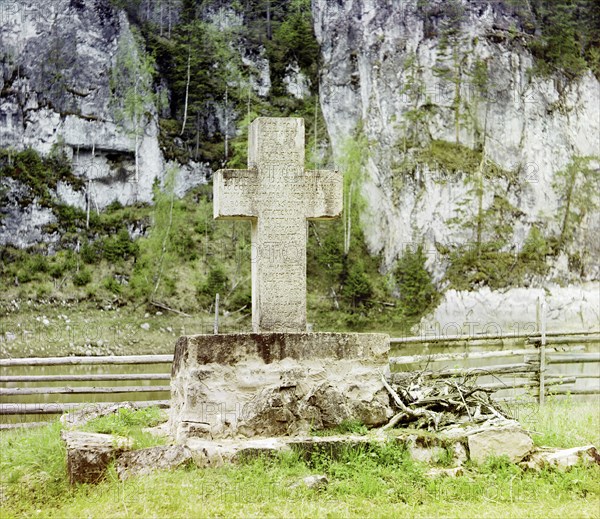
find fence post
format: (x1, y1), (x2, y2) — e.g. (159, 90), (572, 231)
(213, 293), (220, 334)
(538, 296), (547, 405)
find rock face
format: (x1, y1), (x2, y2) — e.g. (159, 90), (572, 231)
(169, 332), (393, 442)
(62, 431), (132, 484)
(0, 0), (208, 247)
(419, 283), (600, 333)
(313, 0), (600, 283)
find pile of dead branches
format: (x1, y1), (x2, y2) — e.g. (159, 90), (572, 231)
(381, 372), (511, 432)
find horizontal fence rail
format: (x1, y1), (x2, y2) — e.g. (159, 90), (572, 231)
(0, 354), (174, 367)
(388, 330), (600, 404)
(0, 386), (172, 396)
(0, 374), (171, 383)
(389, 330), (600, 344)
(0, 354), (173, 427)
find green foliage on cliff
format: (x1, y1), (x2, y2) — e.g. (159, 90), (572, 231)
(527, 0), (600, 78)
(393, 246), (439, 317)
(127, 0), (321, 167)
(0, 148), (84, 206)
(552, 155), (600, 248)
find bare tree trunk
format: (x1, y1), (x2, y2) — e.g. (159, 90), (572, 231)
(86, 143), (94, 229)
(247, 84), (251, 117)
(180, 48), (191, 136)
(344, 181), (354, 256)
(195, 111), (200, 160)
(159, 0), (163, 36)
(134, 131), (140, 183)
(559, 168), (577, 247)
(266, 0), (272, 40)
(168, 0), (172, 38)
(86, 179), (91, 230)
(313, 93), (318, 166)
(224, 86), (229, 161)
(475, 106), (489, 257)
(133, 79), (140, 183)
(152, 175), (176, 299)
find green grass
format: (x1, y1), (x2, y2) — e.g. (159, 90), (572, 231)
(82, 406), (168, 449)
(1, 402), (599, 518)
(510, 397), (600, 448)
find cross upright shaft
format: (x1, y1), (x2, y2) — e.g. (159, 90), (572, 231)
(214, 117), (342, 333)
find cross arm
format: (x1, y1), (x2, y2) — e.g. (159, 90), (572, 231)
(305, 169), (343, 219)
(213, 169), (259, 220)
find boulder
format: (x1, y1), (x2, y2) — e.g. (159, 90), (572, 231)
(62, 431), (132, 485)
(468, 427), (534, 464)
(186, 437), (290, 468)
(115, 445), (192, 480)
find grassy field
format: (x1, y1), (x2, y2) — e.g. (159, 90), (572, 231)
(1, 400), (599, 518)
(0, 300), (225, 358)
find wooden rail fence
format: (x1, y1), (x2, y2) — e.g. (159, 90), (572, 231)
(389, 330), (600, 403)
(0, 355), (173, 429)
(1, 331), (598, 429)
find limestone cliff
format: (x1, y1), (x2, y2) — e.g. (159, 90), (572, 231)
(0, 0), (207, 247)
(313, 0), (599, 284)
(0, 0), (598, 329)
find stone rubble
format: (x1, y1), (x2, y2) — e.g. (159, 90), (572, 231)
(291, 475), (329, 490)
(116, 445), (192, 480)
(521, 445), (600, 471)
(62, 431), (132, 485)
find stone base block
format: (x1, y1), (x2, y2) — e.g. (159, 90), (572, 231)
(169, 333), (392, 442)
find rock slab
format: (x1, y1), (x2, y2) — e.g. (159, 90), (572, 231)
(468, 427), (534, 464)
(522, 445), (600, 471)
(62, 431), (132, 485)
(116, 445), (192, 480)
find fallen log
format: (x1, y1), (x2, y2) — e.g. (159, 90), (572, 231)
(0, 374), (170, 383)
(0, 385), (171, 396)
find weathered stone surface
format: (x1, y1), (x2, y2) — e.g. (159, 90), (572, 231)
(408, 444), (447, 464)
(172, 332), (389, 368)
(287, 435), (382, 462)
(186, 434), (392, 468)
(62, 431), (132, 485)
(60, 402), (165, 429)
(115, 445), (192, 480)
(452, 441), (469, 466)
(291, 475), (329, 490)
(521, 445), (600, 471)
(182, 431), (490, 469)
(213, 117), (342, 333)
(169, 332), (392, 441)
(405, 434), (447, 464)
(467, 427), (534, 464)
(187, 437), (290, 468)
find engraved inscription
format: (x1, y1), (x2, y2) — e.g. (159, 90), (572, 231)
(213, 117), (343, 333)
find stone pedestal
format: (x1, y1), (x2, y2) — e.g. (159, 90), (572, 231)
(169, 333), (392, 442)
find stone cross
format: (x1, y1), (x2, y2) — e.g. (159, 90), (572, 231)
(214, 117), (342, 333)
